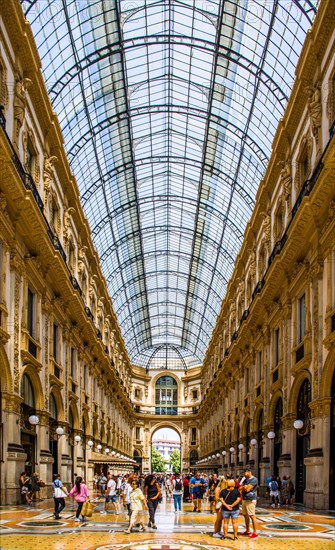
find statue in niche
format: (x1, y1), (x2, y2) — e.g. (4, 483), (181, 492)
(63, 206), (75, 243)
(279, 160), (292, 201)
(13, 74), (32, 150)
(260, 211), (271, 251)
(307, 83), (322, 141)
(43, 155), (57, 201)
(77, 245), (87, 274)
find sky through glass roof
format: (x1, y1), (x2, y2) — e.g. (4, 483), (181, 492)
(21, 0), (318, 370)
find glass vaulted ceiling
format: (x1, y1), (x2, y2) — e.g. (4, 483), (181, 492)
(21, 0), (318, 370)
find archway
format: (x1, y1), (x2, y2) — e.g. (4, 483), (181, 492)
(151, 426), (181, 474)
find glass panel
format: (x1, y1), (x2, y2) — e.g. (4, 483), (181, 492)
(21, 0), (319, 370)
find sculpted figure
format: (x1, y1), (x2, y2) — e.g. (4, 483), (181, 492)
(279, 160), (292, 201)
(307, 84), (321, 137)
(13, 74), (32, 150)
(43, 155), (57, 199)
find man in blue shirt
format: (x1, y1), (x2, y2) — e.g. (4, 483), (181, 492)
(239, 468), (259, 539)
(189, 472), (207, 513)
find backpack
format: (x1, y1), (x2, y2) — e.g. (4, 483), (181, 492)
(271, 480), (278, 491)
(175, 479), (182, 491)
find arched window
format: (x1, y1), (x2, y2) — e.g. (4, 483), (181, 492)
(21, 373), (35, 408)
(155, 376), (178, 415)
(49, 393), (57, 420)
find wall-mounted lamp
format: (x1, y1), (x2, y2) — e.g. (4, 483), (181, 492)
(105, 448), (110, 455)
(216, 453), (220, 458)
(238, 443), (244, 450)
(267, 431), (275, 440)
(293, 419), (303, 430)
(96, 444), (102, 452)
(111, 450), (115, 456)
(212, 454), (216, 459)
(87, 440), (94, 449)
(28, 415), (40, 425)
(250, 438), (258, 446)
(222, 450), (226, 456)
(55, 426), (64, 438)
(293, 418), (311, 436)
(229, 447), (235, 453)
(73, 435), (81, 445)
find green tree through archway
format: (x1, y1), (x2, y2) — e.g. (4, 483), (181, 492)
(151, 446), (166, 472)
(170, 449), (181, 474)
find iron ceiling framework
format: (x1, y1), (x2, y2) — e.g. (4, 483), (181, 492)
(21, 0), (318, 370)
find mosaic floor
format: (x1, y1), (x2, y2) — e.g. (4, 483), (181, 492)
(0, 493), (334, 550)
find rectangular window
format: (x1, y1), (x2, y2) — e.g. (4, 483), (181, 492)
(192, 389), (198, 399)
(257, 351), (262, 383)
(25, 138), (35, 177)
(245, 368), (249, 393)
(53, 323), (59, 363)
(134, 388), (140, 398)
(71, 347), (76, 379)
(84, 365), (88, 390)
(136, 427), (140, 440)
(274, 328), (280, 366)
(191, 427), (197, 443)
(27, 287), (35, 338)
(0, 240), (2, 303)
(298, 294), (306, 343)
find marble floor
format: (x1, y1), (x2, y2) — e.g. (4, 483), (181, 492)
(0, 493), (334, 550)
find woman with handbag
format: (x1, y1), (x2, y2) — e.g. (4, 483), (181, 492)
(68, 476), (90, 522)
(125, 480), (148, 533)
(52, 473), (69, 519)
(144, 474), (161, 529)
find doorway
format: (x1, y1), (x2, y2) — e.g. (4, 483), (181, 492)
(329, 371), (335, 509)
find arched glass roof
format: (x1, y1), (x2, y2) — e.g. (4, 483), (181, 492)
(21, 0), (318, 370)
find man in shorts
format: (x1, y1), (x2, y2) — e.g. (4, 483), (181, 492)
(189, 472), (206, 513)
(239, 468), (259, 539)
(101, 474), (118, 515)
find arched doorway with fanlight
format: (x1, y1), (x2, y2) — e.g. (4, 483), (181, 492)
(20, 373), (37, 478)
(133, 449), (142, 473)
(295, 378), (311, 504)
(273, 397), (283, 477)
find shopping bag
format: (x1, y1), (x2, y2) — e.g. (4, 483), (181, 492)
(82, 500), (94, 517)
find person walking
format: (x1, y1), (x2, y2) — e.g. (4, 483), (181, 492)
(189, 472), (207, 513)
(122, 474), (135, 517)
(239, 468), (259, 539)
(52, 473), (69, 519)
(144, 474), (161, 528)
(218, 479), (242, 540)
(68, 476), (90, 522)
(101, 474), (119, 515)
(269, 475), (280, 508)
(172, 473), (183, 513)
(125, 479), (148, 533)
